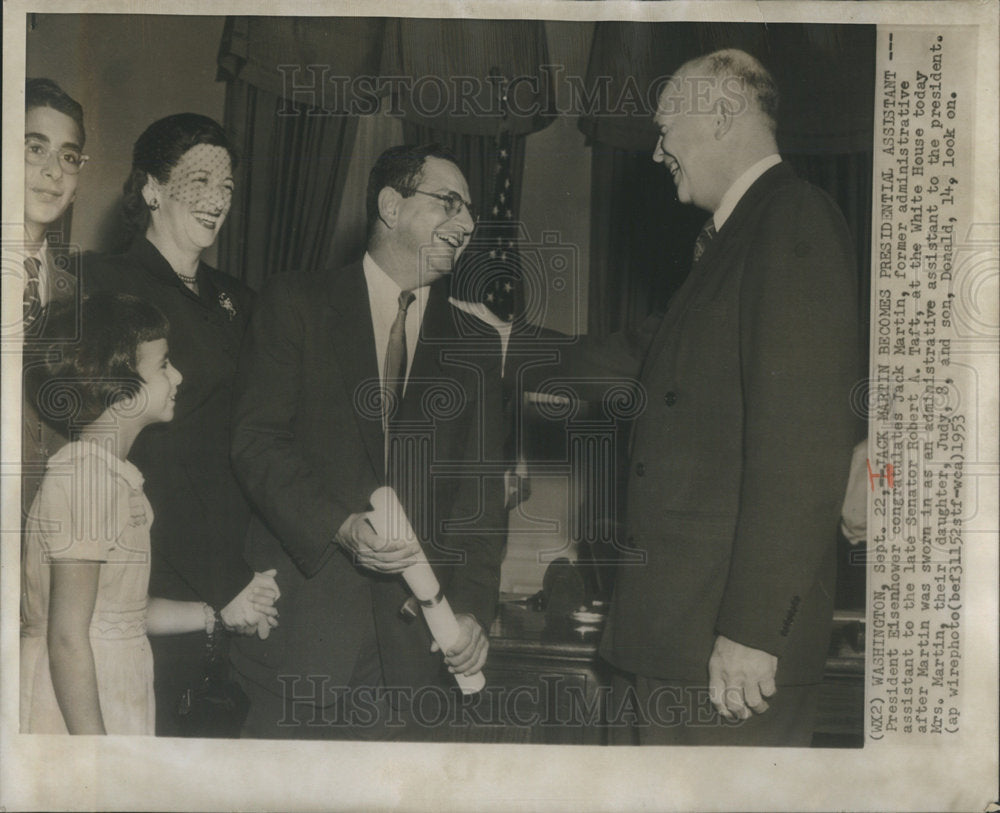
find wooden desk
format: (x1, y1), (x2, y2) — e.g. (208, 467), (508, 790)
(485, 602), (611, 745)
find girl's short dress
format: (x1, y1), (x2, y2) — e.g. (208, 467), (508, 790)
(21, 439), (156, 735)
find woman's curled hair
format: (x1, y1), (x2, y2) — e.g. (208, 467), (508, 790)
(121, 113), (238, 232)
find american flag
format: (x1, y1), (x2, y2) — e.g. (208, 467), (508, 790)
(479, 126), (521, 322)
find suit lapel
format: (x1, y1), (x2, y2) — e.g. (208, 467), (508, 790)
(325, 263), (386, 482)
(37, 243), (78, 310)
(411, 280), (451, 379)
(398, 280), (459, 425)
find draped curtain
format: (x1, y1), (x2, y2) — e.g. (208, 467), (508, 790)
(217, 16), (551, 293)
(217, 17), (386, 288)
(383, 19), (549, 316)
(580, 23), (876, 339)
(220, 82), (359, 290)
(216, 15), (874, 341)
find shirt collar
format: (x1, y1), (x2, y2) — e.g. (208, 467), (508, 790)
(713, 154), (782, 231)
(37, 234), (51, 269)
(50, 438), (146, 492)
(363, 251), (431, 307)
(363, 251), (402, 299)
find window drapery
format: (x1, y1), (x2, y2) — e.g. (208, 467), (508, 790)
(217, 17), (386, 288)
(220, 81), (359, 291)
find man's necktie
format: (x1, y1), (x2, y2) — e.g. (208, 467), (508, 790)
(691, 219), (717, 265)
(383, 289), (416, 431)
(23, 256), (42, 329)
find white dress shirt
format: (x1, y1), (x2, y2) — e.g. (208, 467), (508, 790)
(362, 252), (431, 393)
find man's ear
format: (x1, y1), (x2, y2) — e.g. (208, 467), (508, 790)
(377, 186), (401, 229)
(713, 98), (735, 140)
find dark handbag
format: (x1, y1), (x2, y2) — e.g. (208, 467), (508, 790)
(175, 622), (250, 738)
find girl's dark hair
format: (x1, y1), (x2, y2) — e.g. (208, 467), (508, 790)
(29, 293), (170, 432)
(121, 113), (238, 232)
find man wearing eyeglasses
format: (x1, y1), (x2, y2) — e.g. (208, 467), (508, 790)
(19, 78), (88, 519)
(230, 144), (506, 740)
(21, 78), (87, 334)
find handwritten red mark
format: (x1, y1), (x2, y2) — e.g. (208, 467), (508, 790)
(867, 459), (895, 490)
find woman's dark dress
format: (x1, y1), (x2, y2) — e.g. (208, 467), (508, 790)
(85, 237), (254, 736)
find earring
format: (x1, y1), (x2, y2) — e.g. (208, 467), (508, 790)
(148, 198), (159, 211)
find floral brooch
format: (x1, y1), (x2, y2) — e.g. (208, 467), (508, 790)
(218, 292), (237, 320)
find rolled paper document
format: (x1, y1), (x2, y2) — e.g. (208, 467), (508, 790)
(368, 487), (486, 694)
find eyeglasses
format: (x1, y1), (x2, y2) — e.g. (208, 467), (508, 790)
(25, 138), (89, 174)
(412, 189), (476, 221)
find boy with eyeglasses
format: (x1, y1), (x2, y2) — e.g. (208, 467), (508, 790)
(19, 78), (88, 517)
(22, 77), (87, 331)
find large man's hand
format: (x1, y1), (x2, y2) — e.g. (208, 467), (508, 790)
(708, 634), (778, 721)
(335, 511), (424, 574)
(220, 569), (281, 638)
(431, 613), (488, 677)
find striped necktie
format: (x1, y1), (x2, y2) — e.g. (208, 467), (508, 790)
(383, 289), (416, 430)
(691, 219), (717, 265)
(23, 256), (43, 328)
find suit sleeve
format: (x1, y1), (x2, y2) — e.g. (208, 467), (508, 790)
(230, 275), (353, 577)
(715, 184), (860, 657)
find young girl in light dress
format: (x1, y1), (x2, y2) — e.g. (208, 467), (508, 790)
(20, 293), (278, 734)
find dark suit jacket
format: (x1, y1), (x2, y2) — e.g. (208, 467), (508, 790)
(83, 238), (256, 609)
(230, 263), (506, 698)
(599, 162), (860, 685)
